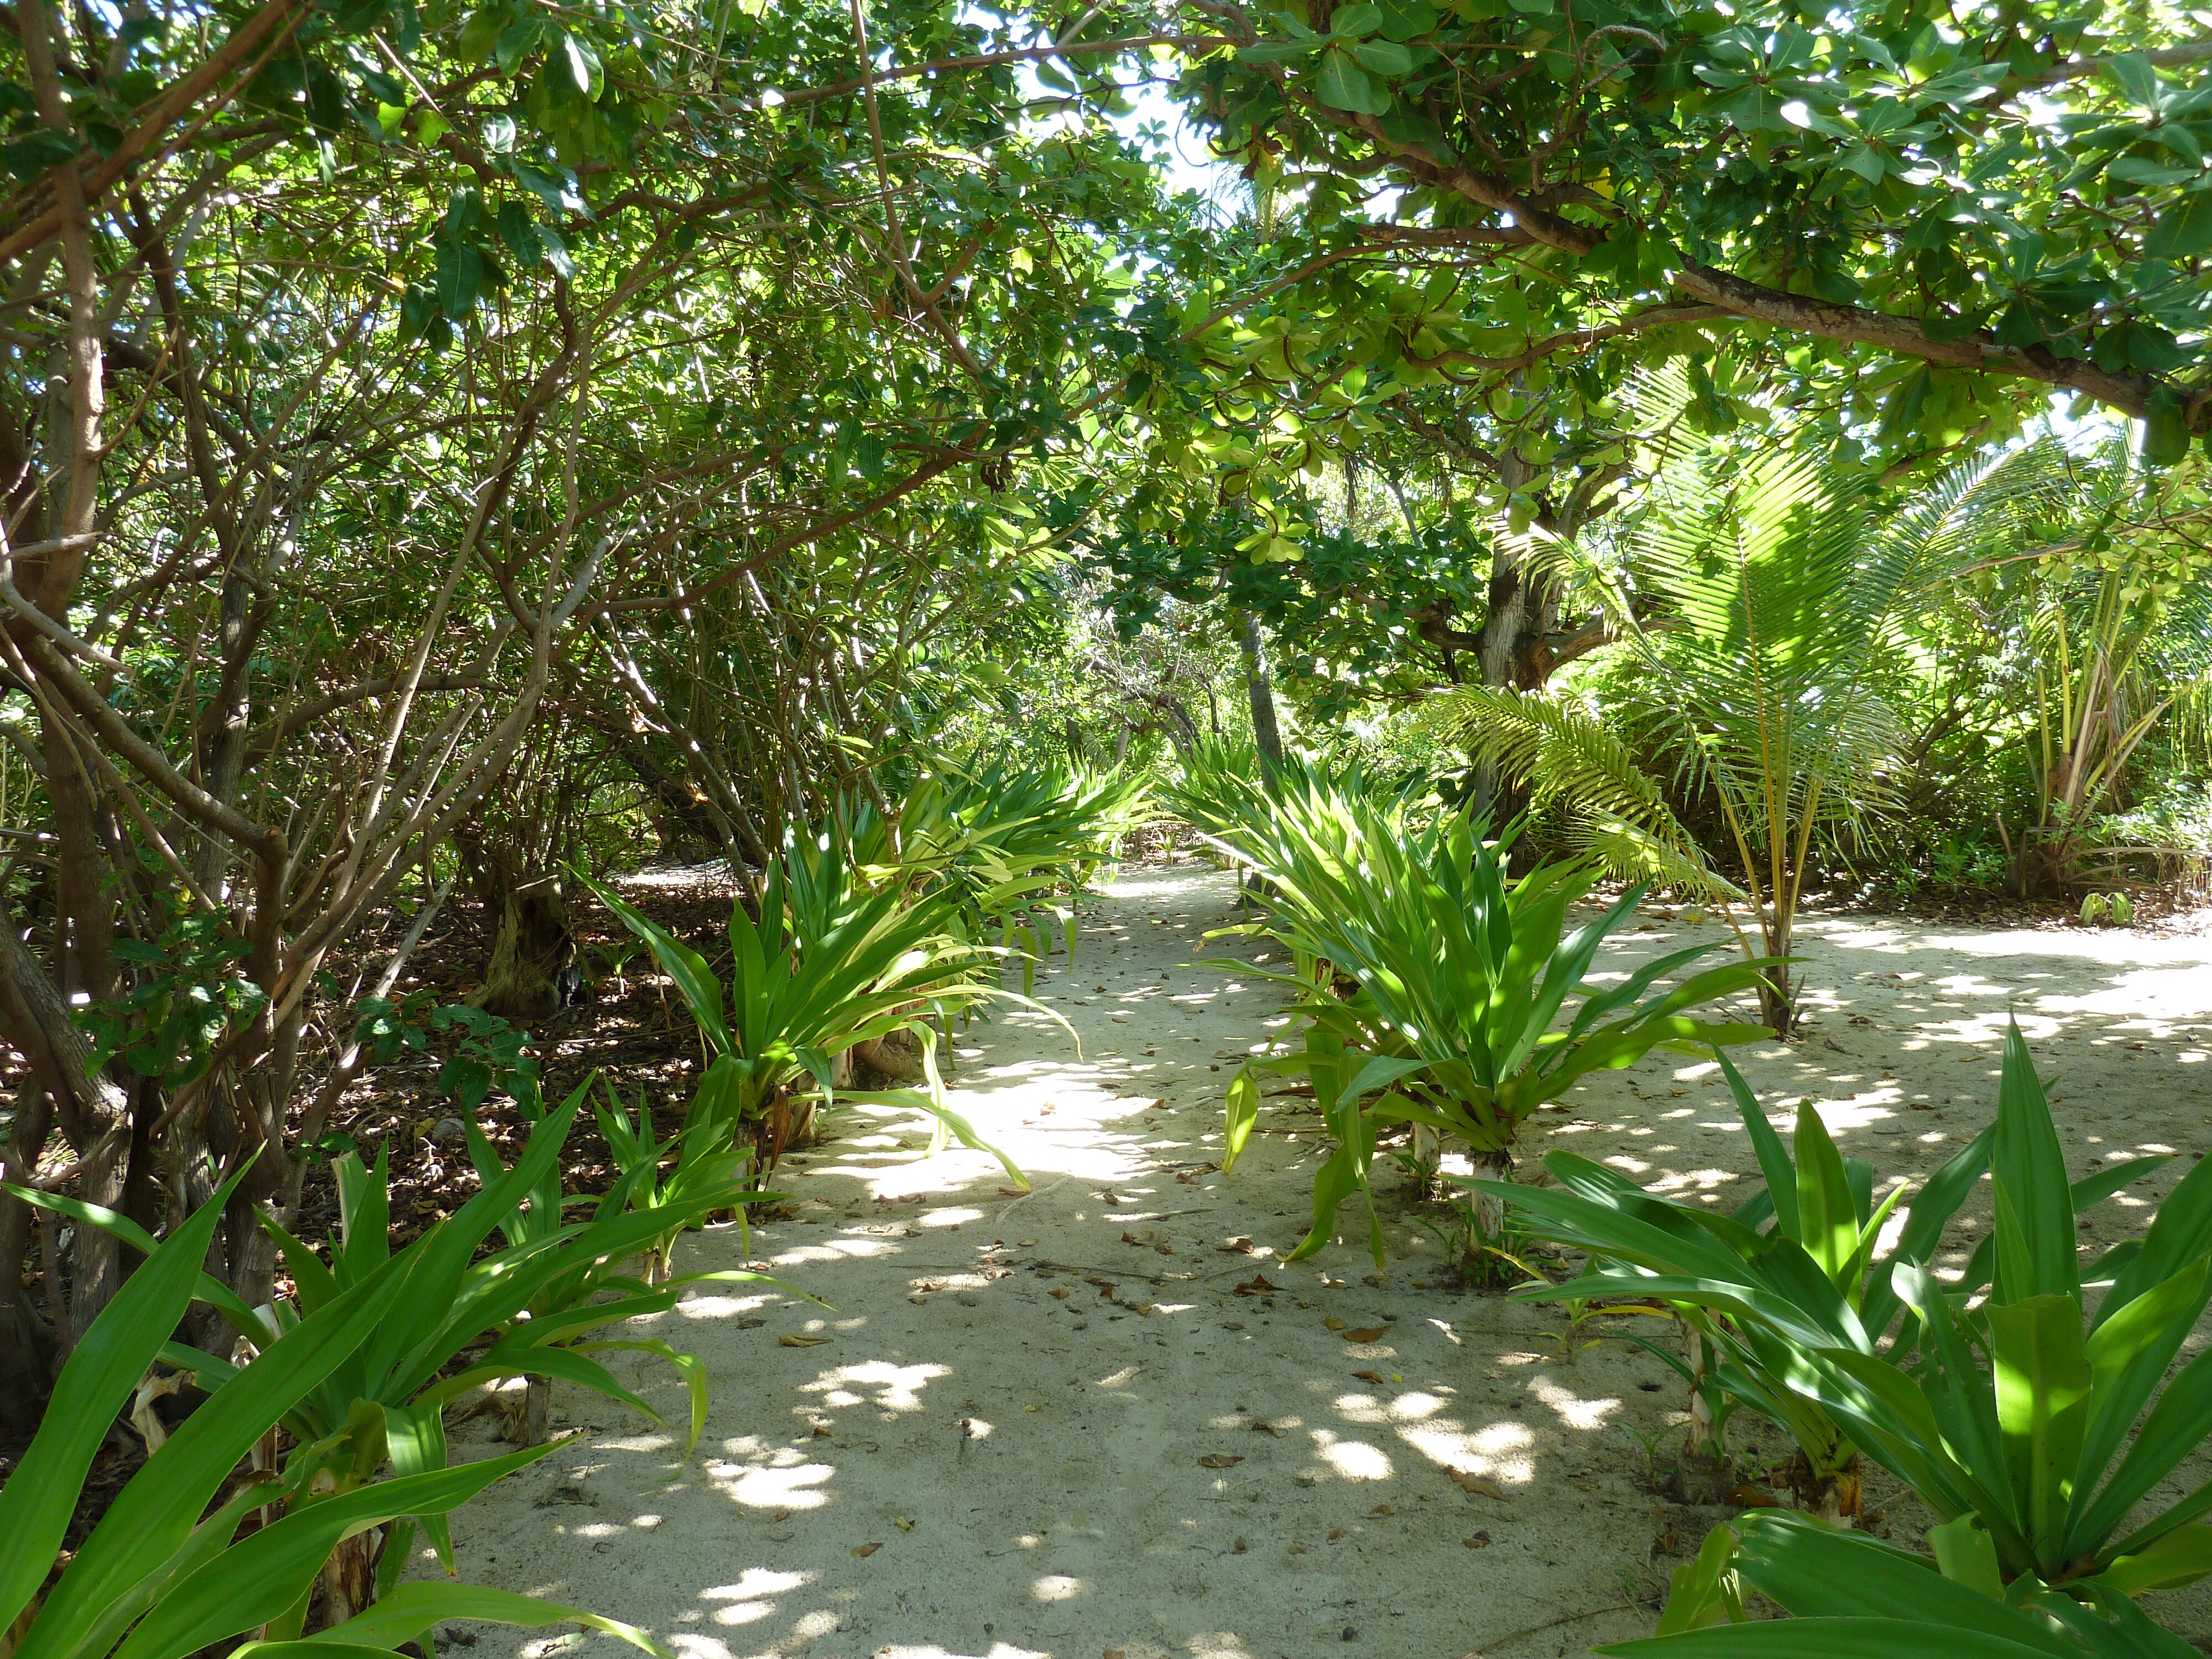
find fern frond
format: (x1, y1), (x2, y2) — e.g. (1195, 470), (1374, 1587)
(1426, 685), (1683, 832)
(1565, 815), (1744, 900)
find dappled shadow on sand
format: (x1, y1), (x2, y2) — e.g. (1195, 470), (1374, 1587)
(426, 867), (2212, 1659)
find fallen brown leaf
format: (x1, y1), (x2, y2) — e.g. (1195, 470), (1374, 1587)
(1453, 1471), (1510, 1500)
(1324, 1316), (1346, 1332)
(1250, 1420), (1281, 1437)
(779, 1334), (830, 1347)
(852, 1542), (882, 1558)
(1327, 1527), (1344, 1541)
(1049, 1287), (1070, 1300)
(1196, 1454), (1245, 1469)
(1232, 1275), (1280, 1297)
(1343, 1326), (1389, 1343)
(1218, 1236), (1256, 1254)
(1463, 1531), (1491, 1549)
(1121, 1232), (1141, 1245)
(1370, 1503), (1394, 1516)
(1351, 1369), (1387, 1384)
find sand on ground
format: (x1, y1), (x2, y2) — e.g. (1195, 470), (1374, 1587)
(423, 859), (2212, 1659)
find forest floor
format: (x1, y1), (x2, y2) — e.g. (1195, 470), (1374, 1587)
(422, 857), (2212, 1659)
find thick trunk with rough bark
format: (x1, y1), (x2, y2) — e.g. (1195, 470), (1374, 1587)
(467, 846), (575, 1021)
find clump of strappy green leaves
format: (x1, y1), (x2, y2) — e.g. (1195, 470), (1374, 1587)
(1191, 763), (1777, 1268)
(841, 755), (1151, 994)
(1501, 1020), (2212, 1655)
(585, 815), (1033, 1188)
(0, 1166), (670, 1659)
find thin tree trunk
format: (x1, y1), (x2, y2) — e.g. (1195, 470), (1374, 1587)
(1239, 614), (1282, 766)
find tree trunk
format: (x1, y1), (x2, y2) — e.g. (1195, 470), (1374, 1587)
(467, 846), (575, 1021)
(1468, 549), (1561, 828)
(1238, 614), (1282, 766)
(314, 1525), (382, 1629)
(523, 1374), (552, 1445)
(1467, 1146), (1514, 1246)
(0, 1083), (58, 1425)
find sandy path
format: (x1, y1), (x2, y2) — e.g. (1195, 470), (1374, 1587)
(431, 860), (2212, 1659)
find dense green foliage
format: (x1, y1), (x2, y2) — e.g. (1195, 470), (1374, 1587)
(0, 0), (2210, 1645)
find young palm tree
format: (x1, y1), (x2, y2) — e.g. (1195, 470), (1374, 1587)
(1433, 436), (2076, 1034)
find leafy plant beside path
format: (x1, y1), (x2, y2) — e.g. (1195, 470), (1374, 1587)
(1197, 763), (1776, 1270)
(0, 1171), (665, 1659)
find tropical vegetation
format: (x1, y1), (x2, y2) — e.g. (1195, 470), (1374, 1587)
(1, 0), (2211, 1647)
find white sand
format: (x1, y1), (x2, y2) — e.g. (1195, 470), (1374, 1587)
(427, 860), (2212, 1659)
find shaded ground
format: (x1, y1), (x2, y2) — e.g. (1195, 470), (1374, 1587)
(410, 858), (2212, 1659)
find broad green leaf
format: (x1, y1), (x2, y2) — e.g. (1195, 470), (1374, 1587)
(1989, 1293), (2093, 1572)
(1316, 49), (1390, 114)
(1223, 1065), (1261, 1171)
(0, 1166), (249, 1635)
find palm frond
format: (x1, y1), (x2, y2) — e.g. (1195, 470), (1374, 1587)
(1564, 814), (1744, 900)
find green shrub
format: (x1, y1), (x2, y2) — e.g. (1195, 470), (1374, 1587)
(584, 820), (1027, 1185)
(1208, 776), (1775, 1268)
(0, 1172), (664, 1658)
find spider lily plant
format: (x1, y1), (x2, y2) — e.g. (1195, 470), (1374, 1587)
(583, 821), (1032, 1187)
(1211, 786), (1776, 1269)
(840, 759), (1150, 992)
(0, 1171), (665, 1659)
(42, 1086), (743, 1621)
(1489, 1049), (1997, 1515)
(462, 1073), (810, 1444)
(1752, 1022), (2212, 1600)
(1609, 1509), (2197, 1659)
(1489, 1036), (2159, 1520)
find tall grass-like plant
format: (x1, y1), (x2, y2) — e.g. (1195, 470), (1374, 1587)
(0, 1173), (665, 1659)
(45, 1085), (744, 1622)
(1491, 1034), (2161, 1519)
(1760, 1023), (2212, 1599)
(838, 759), (1150, 993)
(1609, 1509), (2198, 1658)
(1433, 439), (2081, 1033)
(1504, 1022), (2211, 1593)
(583, 821), (1029, 1183)
(1209, 778), (1775, 1267)
(461, 1074), (805, 1444)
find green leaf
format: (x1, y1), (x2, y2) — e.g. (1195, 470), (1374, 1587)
(559, 30), (603, 101)
(1223, 1065), (1261, 1171)
(1376, 0), (1439, 40)
(1793, 1102), (1857, 1285)
(2145, 186), (2212, 262)
(0, 1167), (249, 1636)
(1989, 1022), (2077, 1304)
(1989, 1293), (2093, 1573)
(297, 1582), (667, 1655)
(2104, 51), (2162, 110)
(1316, 49), (1390, 114)
(1350, 39), (1412, 76)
